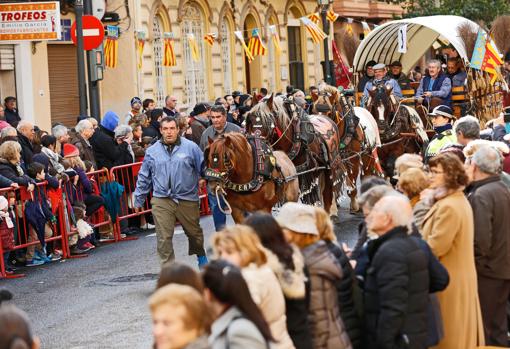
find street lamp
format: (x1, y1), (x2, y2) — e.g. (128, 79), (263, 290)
(318, 0), (333, 85)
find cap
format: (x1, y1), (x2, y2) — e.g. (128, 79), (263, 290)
(275, 202), (318, 235)
(390, 61), (402, 67)
(130, 97), (142, 106)
(63, 143), (80, 158)
(428, 105), (454, 119)
(373, 63), (386, 70)
(190, 102), (210, 117)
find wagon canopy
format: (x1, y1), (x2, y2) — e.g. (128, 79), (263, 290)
(353, 15), (482, 73)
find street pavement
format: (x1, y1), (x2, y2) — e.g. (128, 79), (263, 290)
(0, 206), (362, 349)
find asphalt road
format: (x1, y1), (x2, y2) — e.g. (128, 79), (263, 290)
(0, 206), (362, 349)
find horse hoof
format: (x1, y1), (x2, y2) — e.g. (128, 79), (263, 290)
(330, 215), (340, 225)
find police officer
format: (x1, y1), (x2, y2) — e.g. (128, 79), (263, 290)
(424, 105), (457, 162)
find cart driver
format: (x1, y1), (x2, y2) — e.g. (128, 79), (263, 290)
(363, 63), (403, 99)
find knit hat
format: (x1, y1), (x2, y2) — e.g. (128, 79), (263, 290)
(63, 143), (80, 158)
(130, 97), (142, 106)
(101, 111), (119, 132)
(276, 202), (318, 235)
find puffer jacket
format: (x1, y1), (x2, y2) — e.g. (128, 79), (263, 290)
(265, 246), (313, 349)
(301, 240), (353, 349)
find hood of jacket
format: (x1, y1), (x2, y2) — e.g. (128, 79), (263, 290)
(101, 111), (119, 132)
(302, 240), (342, 281)
(264, 245), (306, 299)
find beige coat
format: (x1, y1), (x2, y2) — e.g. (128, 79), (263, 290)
(422, 191), (485, 349)
(242, 264), (296, 349)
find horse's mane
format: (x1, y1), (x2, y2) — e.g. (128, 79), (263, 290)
(248, 95), (291, 129)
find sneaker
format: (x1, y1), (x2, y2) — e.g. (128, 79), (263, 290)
(26, 259), (45, 267)
(140, 223), (156, 230)
(49, 252), (62, 262)
(78, 245), (92, 252)
(99, 234), (115, 242)
(84, 242), (95, 249)
(34, 250), (52, 264)
(5, 266), (16, 274)
(70, 246), (87, 255)
(197, 255), (209, 268)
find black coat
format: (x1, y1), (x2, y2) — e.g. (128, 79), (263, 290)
(142, 124), (160, 140)
(18, 132), (34, 165)
(326, 241), (363, 349)
(363, 226), (429, 349)
(0, 160), (32, 186)
(5, 108), (20, 128)
(90, 126), (121, 170)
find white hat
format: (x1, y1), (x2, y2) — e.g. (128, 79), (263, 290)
(276, 202), (318, 235)
(373, 63), (386, 70)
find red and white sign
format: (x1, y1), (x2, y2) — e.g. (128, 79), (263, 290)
(0, 1), (61, 41)
(71, 15), (104, 51)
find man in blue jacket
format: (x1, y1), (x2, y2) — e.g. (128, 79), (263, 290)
(416, 59), (452, 108)
(133, 116), (207, 267)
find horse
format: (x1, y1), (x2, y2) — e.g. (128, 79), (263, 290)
(205, 132), (299, 223)
(311, 84), (381, 212)
(244, 94), (344, 214)
(365, 84), (429, 178)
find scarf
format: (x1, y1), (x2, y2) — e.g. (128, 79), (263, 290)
(433, 123), (452, 134)
(41, 147), (65, 174)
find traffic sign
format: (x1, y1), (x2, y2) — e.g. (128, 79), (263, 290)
(71, 15), (104, 51)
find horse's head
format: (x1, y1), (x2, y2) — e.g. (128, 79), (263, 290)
(367, 84), (397, 123)
(312, 84), (339, 116)
(245, 94), (292, 144)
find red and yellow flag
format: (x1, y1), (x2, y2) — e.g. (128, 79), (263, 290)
(300, 16), (327, 44)
(268, 25), (281, 55)
(234, 30), (254, 63)
(247, 29), (267, 57)
(163, 34), (176, 67)
(187, 33), (200, 62)
(307, 12), (320, 25)
(470, 30), (504, 84)
(136, 31), (145, 70)
(326, 10), (339, 22)
(104, 25), (119, 68)
(204, 33), (216, 47)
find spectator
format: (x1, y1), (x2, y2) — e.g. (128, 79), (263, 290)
(90, 111), (120, 170)
(363, 194), (430, 349)
(397, 167), (429, 207)
(149, 284), (211, 349)
(38, 135), (65, 176)
(88, 117), (99, 130)
(357, 60), (376, 93)
(17, 120), (36, 165)
(212, 225), (296, 349)
(0, 141), (35, 190)
(225, 94), (235, 111)
(125, 96), (142, 125)
(163, 95), (180, 117)
(113, 125), (135, 166)
(143, 98), (155, 112)
(421, 153), (485, 349)
(0, 196), (15, 274)
(393, 153), (423, 180)
(446, 57), (467, 88)
(453, 115), (479, 146)
(4, 96), (21, 128)
(188, 103), (210, 145)
(203, 260), (274, 349)
(424, 105), (457, 162)
(143, 108), (163, 140)
(0, 105), (11, 131)
(0, 305), (41, 349)
(389, 61), (412, 91)
(314, 207), (361, 349)
(51, 124), (70, 158)
(276, 202), (353, 349)
(134, 117), (207, 267)
(244, 213), (312, 349)
(71, 119), (97, 168)
(156, 261), (204, 291)
(0, 126), (17, 143)
(129, 120), (147, 160)
(465, 146), (510, 346)
(236, 94), (253, 126)
(32, 129), (48, 154)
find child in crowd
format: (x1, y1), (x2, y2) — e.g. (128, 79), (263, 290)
(0, 195), (15, 273)
(73, 202), (95, 252)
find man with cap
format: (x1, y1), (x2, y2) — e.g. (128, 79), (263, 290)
(363, 63), (403, 99)
(187, 102), (210, 145)
(357, 60), (376, 93)
(124, 97), (142, 125)
(416, 59), (452, 108)
(424, 105), (457, 161)
(389, 61), (411, 91)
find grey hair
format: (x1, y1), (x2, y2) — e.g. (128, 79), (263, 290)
(472, 145), (502, 175)
(357, 185), (395, 210)
(52, 124), (68, 138)
(16, 120), (33, 132)
(114, 125), (132, 138)
(373, 193), (413, 228)
(427, 59), (442, 69)
(454, 115), (480, 139)
(1, 126), (16, 138)
(75, 119), (93, 134)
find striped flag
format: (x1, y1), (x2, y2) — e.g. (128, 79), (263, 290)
(470, 30), (504, 84)
(268, 25), (281, 55)
(234, 30), (254, 63)
(136, 31), (145, 70)
(104, 25), (119, 68)
(326, 9), (339, 22)
(204, 33), (216, 47)
(187, 33), (200, 62)
(307, 12), (320, 25)
(163, 33), (176, 67)
(247, 29), (267, 57)
(300, 17), (327, 44)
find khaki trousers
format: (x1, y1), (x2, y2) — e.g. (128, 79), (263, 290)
(151, 197), (205, 264)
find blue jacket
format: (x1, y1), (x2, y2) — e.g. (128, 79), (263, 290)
(416, 73), (452, 107)
(363, 77), (403, 98)
(134, 137), (204, 206)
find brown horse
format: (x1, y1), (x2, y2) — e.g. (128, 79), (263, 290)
(311, 84), (381, 211)
(244, 95), (344, 214)
(365, 84), (429, 178)
(205, 132), (299, 223)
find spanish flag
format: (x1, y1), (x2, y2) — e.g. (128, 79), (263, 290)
(300, 17), (327, 44)
(204, 33), (216, 47)
(268, 25), (281, 55)
(187, 33), (200, 62)
(326, 10), (339, 22)
(163, 34), (176, 67)
(247, 29), (267, 57)
(234, 30), (254, 63)
(307, 12), (320, 25)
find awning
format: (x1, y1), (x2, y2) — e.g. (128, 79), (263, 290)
(353, 15), (482, 73)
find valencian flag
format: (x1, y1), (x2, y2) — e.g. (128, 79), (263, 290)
(268, 25), (281, 55)
(307, 12), (320, 25)
(204, 33), (216, 47)
(187, 33), (200, 62)
(234, 30), (254, 63)
(104, 25), (119, 68)
(300, 17), (327, 44)
(470, 30), (504, 84)
(163, 32), (176, 67)
(136, 31), (145, 70)
(326, 9), (339, 22)
(247, 29), (267, 57)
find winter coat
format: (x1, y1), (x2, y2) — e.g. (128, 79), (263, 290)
(466, 176), (510, 279)
(187, 117), (209, 146)
(0, 160), (32, 187)
(264, 246), (313, 349)
(422, 190), (485, 349)
(326, 241), (362, 349)
(4, 108), (20, 128)
(17, 132), (34, 165)
(209, 306), (268, 349)
(242, 263), (295, 349)
(71, 133), (97, 169)
(363, 226), (429, 349)
(90, 126), (121, 170)
(0, 174), (13, 188)
(0, 217), (14, 250)
(301, 240), (352, 349)
(142, 124), (160, 140)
